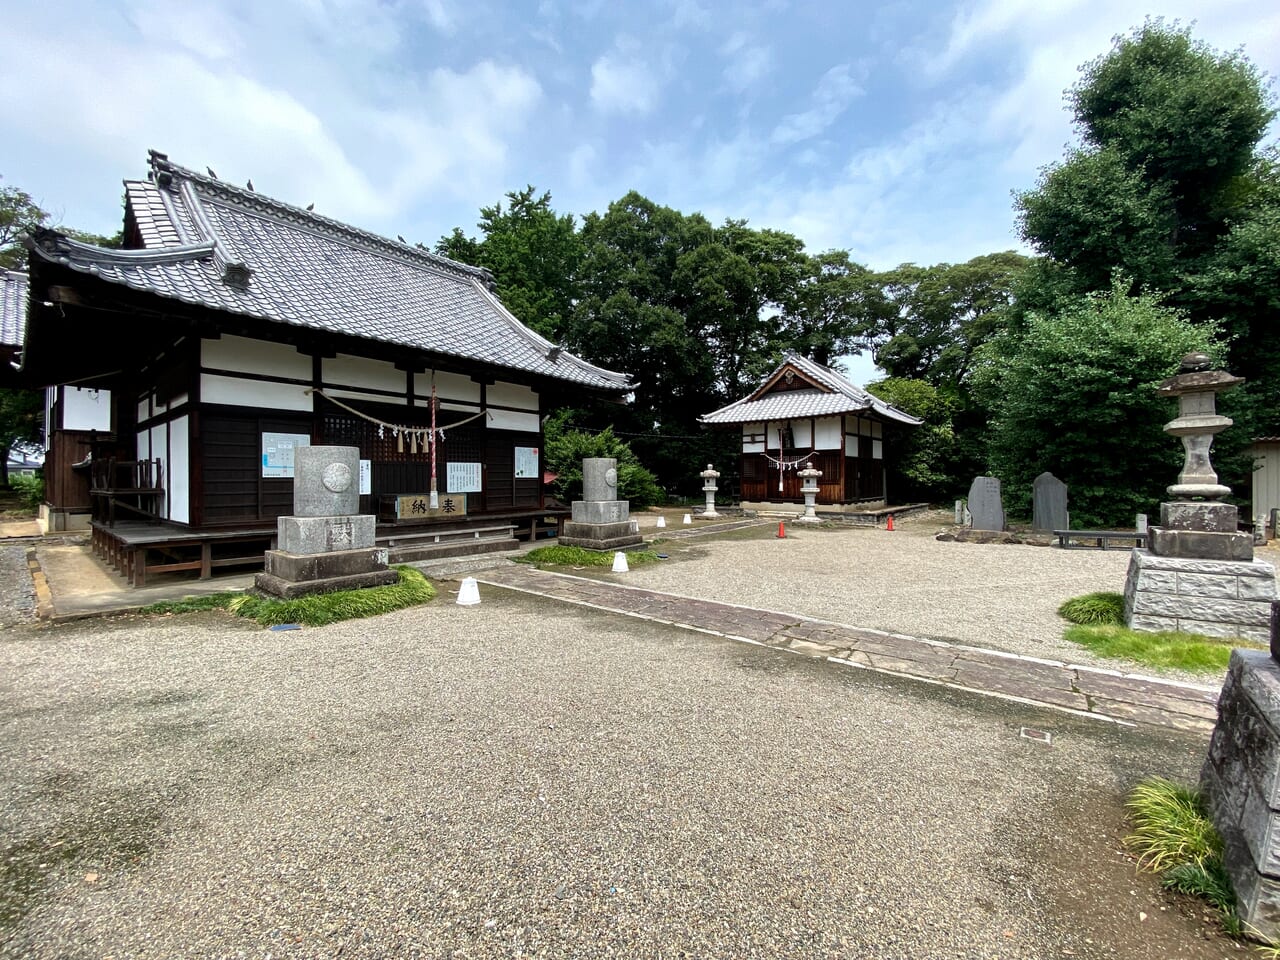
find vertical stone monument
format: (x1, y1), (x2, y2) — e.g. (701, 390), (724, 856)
(796, 462), (822, 524)
(255, 445), (398, 598)
(1123, 353), (1276, 641)
(699, 464), (721, 518)
(1032, 472), (1069, 533)
(558, 458), (644, 552)
(968, 476), (1005, 532)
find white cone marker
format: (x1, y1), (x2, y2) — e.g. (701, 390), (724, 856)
(612, 551), (629, 573)
(683, 514), (692, 525)
(656, 515), (666, 528)
(456, 577), (481, 606)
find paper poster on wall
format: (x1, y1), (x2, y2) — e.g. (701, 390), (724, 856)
(447, 461), (483, 493)
(262, 432), (311, 478)
(514, 446), (540, 479)
(359, 459), (371, 495)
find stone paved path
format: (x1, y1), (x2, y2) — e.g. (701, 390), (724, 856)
(474, 564), (1221, 734)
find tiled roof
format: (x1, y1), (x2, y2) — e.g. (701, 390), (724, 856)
(700, 351), (921, 426)
(27, 152), (632, 394)
(1, 270), (27, 349)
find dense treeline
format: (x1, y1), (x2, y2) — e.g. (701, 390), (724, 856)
(437, 21), (1278, 522)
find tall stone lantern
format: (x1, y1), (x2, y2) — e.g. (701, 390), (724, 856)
(1123, 353), (1275, 640)
(796, 462), (822, 524)
(699, 463), (721, 518)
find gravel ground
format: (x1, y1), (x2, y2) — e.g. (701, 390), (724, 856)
(631, 513), (1267, 683)
(0, 544), (36, 629)
(0, 594), (1230, 959)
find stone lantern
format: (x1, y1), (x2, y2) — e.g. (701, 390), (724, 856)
(699, 463), (721, 518)
(1124, 352), (1274, 639)
(796, 462), (822, 523)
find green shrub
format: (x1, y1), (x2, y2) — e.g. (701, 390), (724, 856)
(9, 472), (44, 509)
(544, 422), (664, 507)
(140, 567), (435, 626)
(1058, 591), (1125, 625)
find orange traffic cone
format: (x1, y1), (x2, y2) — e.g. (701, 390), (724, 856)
(886, 514), (895, 531)
(777, 521), (786, 539)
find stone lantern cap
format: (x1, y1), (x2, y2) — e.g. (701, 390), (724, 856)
(798, 462), (822, 479)
(699, 463), (720, 480)
(1156, 353), (1243, 398)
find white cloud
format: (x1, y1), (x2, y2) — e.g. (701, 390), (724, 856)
(720, 33), (773, 91)
(770, 63), (864, 145)
(420, 0), (458, 33)
(590, 40), (664, 114)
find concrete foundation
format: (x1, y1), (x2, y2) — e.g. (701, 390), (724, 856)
(255, 546), (398, 598)
(278, 514), (376, 554)
(1202, 650), (1280, 942)
(1124, 550), (1277, 643)
(559, 520), (644, 552)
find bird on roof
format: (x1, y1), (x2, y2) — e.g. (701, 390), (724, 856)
(306, 202), (315, 211)
(207, 167), (218, 179)
(246, 179), (254, 192)
(397, 234), (406, 243)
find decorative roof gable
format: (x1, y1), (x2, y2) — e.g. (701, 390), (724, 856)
(699, 350), (921, 426)
(26, 151), (632, 394)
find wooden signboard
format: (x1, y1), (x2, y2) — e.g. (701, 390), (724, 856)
(397, 494), (467, 519)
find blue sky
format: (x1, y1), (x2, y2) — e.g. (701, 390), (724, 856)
(2, 1), (1277, 383)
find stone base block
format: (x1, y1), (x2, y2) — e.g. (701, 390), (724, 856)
(1148, 526), (1253, 561)
(278, 514), (376, 554)
(255, 568), (400, 599)
(263, 547), (390, 582)
(559, 519), (644, 552)
(1124, 550), (1276, 642)
(1162, 501), (1239, 532)
(571, 500), (630, 524)
(1202, 651), (1280, 942)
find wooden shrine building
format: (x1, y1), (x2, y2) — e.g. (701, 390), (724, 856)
(9, 151), (632, 581)
(700, 351), (920, 510)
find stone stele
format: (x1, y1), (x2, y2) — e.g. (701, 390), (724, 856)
(561, 457), (644, 552)
(255, 444), (396, 598)
(1031, 471), (1068, 533)
(967, 476), (1004, 532)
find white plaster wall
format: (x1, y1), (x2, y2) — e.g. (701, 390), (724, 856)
(204, 335), (310, 380)
(64, 387), (112, 432)
(489, 409), (539, 433)
(169, 415), (190, 523)
(873, 439), (883, 460)
(414, 370), (481, 404)
(201, 374), (312, 411)
(489, 381), (539, 411)
(324, 354), (403, 393)
(742, 422), (765, 454)
(814, 418), (843, 450)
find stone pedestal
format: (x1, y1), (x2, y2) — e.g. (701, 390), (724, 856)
(1123, 551), (1276, 642)
(796, 464), (822, 523)
(558, 458), (644, 551)
(255, 446), (395, 598)
(700, 464), (721, 518)
(1201, 650), (1280, 942)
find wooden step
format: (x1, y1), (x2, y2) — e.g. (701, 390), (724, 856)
(381, 524), (516, 548)
(387, 534), (519, 565)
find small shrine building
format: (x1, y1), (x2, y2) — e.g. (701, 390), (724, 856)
(699, 351), (920, 510)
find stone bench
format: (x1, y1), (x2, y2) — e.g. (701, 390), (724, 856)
(1054, 529), (1147, 550)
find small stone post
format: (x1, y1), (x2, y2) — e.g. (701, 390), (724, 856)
(700, 463), (721, 518)
(796, 462), (822, 524)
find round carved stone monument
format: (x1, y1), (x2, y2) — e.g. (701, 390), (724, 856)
(294, 446), (361, 517)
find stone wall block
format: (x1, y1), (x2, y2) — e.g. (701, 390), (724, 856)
(1178, 618), (1270, 643)
(1128, 613), (1179, 633)
(1139, 570), (1179, 592)
(1241, 576), (1280, 601)
(1177, 572), (1240, 598)
(1240, 786), (1280, 876)
(1135, 552), (1272, 577)
(1132, 593), (1271, 626)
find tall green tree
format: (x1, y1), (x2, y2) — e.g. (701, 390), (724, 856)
(778, 250), (878, 367)
(1, 178), (49, 270)
(436, 186), (582, 340)
(1011, 21), (1279, 496)
(974, 283), (1222, 527)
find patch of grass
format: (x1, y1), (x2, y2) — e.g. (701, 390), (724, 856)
(1065, 623), (1262, 672)
(1125, 777), (1247, 941)
(139, 567), (435, 627)
(518, 545), (660, 568)
(1125, 777), (1220, 871)
(139, 594), (237, 615)
(1058, 591), (1125, 625)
